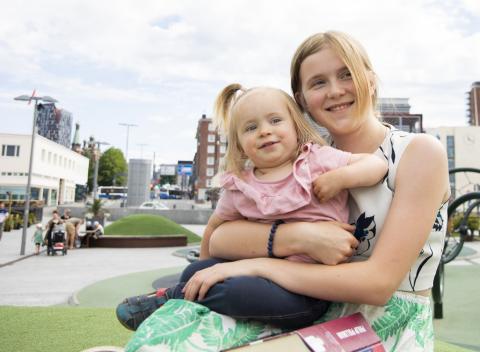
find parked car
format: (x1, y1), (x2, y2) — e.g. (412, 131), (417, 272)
(138, 201), (169, 210)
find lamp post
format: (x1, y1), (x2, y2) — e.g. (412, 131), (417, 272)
(92, 140), (109, 200)
(14, 93), (57, 255)
(118, 123), (137, 162)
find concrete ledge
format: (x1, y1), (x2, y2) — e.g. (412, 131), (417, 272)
(89, 235), (187, 248)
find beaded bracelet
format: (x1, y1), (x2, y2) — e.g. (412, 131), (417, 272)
(267, 220), (284, 258)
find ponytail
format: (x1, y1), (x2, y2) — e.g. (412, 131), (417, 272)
(213, 83), (246, 135)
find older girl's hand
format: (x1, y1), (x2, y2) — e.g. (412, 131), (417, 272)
(295, 221), (358, 265)
(182, 259), (260, 301)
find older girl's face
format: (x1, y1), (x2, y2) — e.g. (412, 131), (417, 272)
(298, 47), (361, 137)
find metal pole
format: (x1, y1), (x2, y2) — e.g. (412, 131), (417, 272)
(125, 125), (130, 161)
(92, 147), (99, 200)
(119, 123), (137, 162)
(20, 101), (38, 255)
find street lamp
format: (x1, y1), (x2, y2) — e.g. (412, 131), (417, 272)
(14, 93), (58, 255)
(118, 123), (137, 162)
(92, 140), (109, 200)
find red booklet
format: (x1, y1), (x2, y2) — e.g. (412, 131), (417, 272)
(226, 313), (385, 352)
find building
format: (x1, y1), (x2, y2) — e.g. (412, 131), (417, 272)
(193, 114), (226, 200)
(377, 98), (423, 132)
(425, 126), (480, 197)
(36, 103), (73, 148)
(177, 160), (193, 193)
(467, 82), (480, 126)
(0, 133), (89, 205)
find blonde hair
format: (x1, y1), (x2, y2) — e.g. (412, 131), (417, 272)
(290, 31), (377, 121)
(213, 83), (326, 176)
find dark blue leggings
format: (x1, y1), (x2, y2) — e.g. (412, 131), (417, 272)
(165, 258), (330, 330)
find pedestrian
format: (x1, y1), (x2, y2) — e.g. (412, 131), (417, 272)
(0, 201), (8, 241)
(61, 208), (71, 220)
(65, 217), (84, 249)
(45, 210), (64, 249)
(31, 223), (44, 255)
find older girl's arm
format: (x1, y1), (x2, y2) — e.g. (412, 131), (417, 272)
(209, 220), (357, 265)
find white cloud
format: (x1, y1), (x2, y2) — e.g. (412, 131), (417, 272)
(0, 0), (479, 163)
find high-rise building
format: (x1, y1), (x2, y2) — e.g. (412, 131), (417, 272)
(193, 114), (226, 200)
(36, 103), (72, 148)
(467, 82), (480, 126)
(377, 98), (423, 133)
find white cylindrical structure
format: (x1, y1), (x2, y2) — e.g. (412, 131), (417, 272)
(127, 159), (151, 207)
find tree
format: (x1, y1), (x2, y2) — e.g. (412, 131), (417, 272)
(98, 147), (127, 186)
(83, 148), (95, 191)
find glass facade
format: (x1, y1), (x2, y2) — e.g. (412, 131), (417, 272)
(36, 103), (72, 148)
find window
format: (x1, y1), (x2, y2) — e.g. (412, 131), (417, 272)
(48, 151), (52, 163)
(207, 145), (215, 154)
(53, 154), (57, 165)
(208, 122), (215, 131)
(206, 179), (212, 187)
(207, 157), (215, 165)
(220, 145), (226, 154)
(41, 149), (45, 162)
(2, 145), (20, 157)
(206, 168), (214, 176)
(208, 134), (215, 143)
(220, 135), (226, 143)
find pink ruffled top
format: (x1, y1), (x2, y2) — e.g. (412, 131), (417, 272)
(215, 143), (351, 224)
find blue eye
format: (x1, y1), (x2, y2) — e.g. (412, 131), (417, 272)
(312, 80), (326, 88)
(340, 70), (352, 80)
(271, 117), (282, 124)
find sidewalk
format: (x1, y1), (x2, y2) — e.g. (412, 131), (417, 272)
(0, 223), (194, 306)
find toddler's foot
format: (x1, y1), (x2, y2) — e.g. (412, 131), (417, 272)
(116, 288), (168, 331)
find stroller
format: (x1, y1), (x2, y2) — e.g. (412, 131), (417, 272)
(46, 223), (68, 256)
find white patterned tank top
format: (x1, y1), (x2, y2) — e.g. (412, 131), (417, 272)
(347, 126), (447, 292)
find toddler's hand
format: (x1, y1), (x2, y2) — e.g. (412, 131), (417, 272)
(313, 170), (344, 203)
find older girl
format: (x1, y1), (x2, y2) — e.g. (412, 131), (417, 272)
(125, 31), (448, 352)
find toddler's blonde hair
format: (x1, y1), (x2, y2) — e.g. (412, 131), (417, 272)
(213, 83), (326, 176)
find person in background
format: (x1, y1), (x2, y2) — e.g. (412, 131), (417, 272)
(61, 208), (71, 221)
(45, 210), (64, 249)
(0, 201), (9, 241)
(92, 221), (104, 239)
(65, 217), (84, 249)
(31, 223), (44, 255)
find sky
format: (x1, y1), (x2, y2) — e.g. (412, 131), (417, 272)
(1, 0), (479, 165)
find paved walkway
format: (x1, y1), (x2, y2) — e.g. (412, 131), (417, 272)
(1, 223), (479, 351)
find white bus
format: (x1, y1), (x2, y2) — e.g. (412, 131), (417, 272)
(98, 186), (127, 200)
